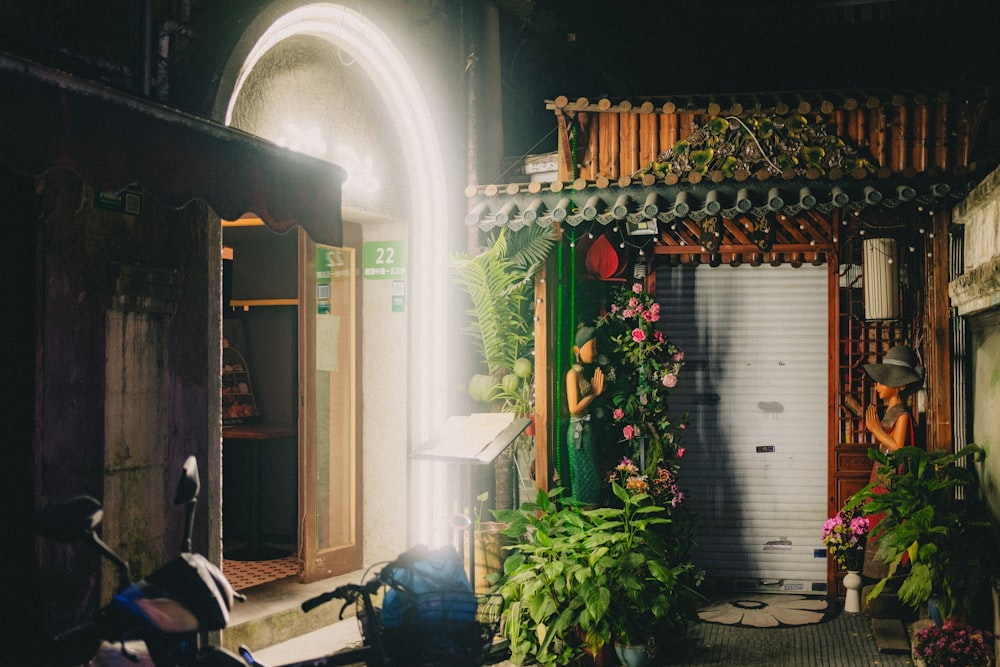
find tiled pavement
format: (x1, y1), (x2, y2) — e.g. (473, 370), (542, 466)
(251, 606), (914, 666)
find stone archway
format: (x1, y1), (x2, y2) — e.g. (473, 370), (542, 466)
(210, 2), (452, 559)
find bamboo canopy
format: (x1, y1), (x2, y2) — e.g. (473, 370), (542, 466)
(466, 87), (994, 266)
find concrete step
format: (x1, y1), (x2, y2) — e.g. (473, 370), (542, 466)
(238, 618), (364, 666)
(862, 583), (917, 621)
(220, 569), (366, 655)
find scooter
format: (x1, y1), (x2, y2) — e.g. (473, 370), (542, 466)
(36, 456), (248, 666)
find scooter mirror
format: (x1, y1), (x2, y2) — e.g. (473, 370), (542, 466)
(35, 495), (103, 543)
(175, 455), (201, 505)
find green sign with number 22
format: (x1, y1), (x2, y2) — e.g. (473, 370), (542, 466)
(362, 241), (406, 280)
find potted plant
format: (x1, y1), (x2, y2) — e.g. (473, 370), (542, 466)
(845, 443), (1000, 624)
(821, 507), (870, 612)
(492, 464), (703, 666)
(454, 490), (506, 594)
(912, 621), (995, 667)
(585, 459), (704, 665)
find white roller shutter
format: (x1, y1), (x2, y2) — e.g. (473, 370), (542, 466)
(657, 264), (829, 594)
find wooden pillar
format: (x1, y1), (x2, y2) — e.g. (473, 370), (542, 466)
(579, 112), (597, 181)
(659, 112), (678, 152)
(533, 261), (553, 492)
(933, 100), (950, 173)
(870, 106), (887, 169)
(621, 111), (639, 176)
(925, 204), (953, 452)
(912, 99), (929, 173)
(954, 101), (973, 171)
(597, 113), (620, 181)
(556, 110), (574, 182)
(891, 104), (909, 173)
(639, 111), (658, 168)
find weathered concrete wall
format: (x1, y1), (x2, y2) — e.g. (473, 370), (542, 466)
(951, 167), (1000, 317)
(950, 165), (1000, 528)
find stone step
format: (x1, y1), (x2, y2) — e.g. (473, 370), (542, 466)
(862, 583), (917, 621)
(220, 570), (366, 654)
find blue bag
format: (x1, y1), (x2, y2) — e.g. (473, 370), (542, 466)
(380, 544), (476, 629)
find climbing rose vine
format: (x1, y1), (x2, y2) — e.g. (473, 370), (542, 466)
(597, 282), (687, 475)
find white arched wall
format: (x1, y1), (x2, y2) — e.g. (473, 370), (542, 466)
(218, 2), (451, 561)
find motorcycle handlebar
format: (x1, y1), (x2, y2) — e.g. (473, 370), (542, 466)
(300, 578), (382, 614)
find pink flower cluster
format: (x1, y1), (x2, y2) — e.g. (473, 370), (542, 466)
(821, 508), (870, 569)
(914, 622), (995, 667)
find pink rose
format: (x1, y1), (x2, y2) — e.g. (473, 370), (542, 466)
(632, 328), (646, 343)
(623, 424), (635, 440)
(628, 297), (638, 309)
(631, 283), (643, 294)
(662, 373), (678, 388)
(654, 331), (665, 343)
(642, 308), (659, 323)
(672, 350), (685, 362)
(613, 408), (624, 420)
(677, 447), (686, 458)
(611, 303), (620, 313)
(622, 309), (635, 318)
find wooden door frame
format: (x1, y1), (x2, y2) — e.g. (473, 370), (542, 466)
(298, 232), (362, 581)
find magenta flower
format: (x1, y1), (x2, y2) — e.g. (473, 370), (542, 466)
(642, 308), (659, 323)
(631, 328), (646, 343)
(677, 447), (686, 458)
(623, 424), (635, 440)
(654, 331), (665, 343)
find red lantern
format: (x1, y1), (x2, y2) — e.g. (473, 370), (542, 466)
(585, 233), (626, 281)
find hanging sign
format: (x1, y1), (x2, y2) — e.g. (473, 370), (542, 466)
(699, 217), (721, 253)
(750, 214), (774, 252)
(362, 240), (407, 280)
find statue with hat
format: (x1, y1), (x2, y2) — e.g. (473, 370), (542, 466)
(565, 324), (604, 505)
(862, 344), (924, 458)
(861, 343), (924, 578)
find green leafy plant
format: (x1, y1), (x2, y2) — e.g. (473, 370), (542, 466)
(845, 443), (1000, 621)
(451, 225), (557, 417)
(492, 480), (703, 665)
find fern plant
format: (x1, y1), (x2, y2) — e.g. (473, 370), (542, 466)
(451, 225), (558, 416)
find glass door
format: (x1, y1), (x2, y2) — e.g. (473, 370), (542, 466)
(298, 231), (360, 581)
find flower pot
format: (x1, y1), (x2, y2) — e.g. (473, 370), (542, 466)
(843, 570), (862, 613)
(614, 642), (651, 667)
(461, 521), (506, 593)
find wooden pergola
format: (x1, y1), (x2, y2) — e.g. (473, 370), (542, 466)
(466, 87), (987, 266)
